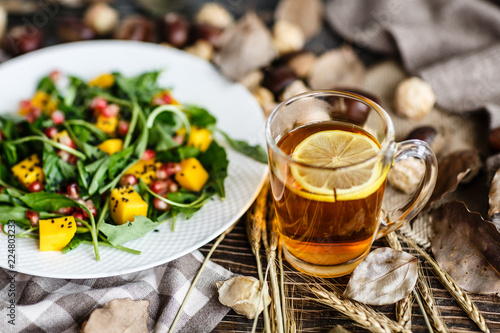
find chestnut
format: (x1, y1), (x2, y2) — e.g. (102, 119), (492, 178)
(326, 88), (380, 125)
(190, 23), (222, 45)
(406, 125), (444, 155)
(3, 25), (44, 56)
(489, 127), (500, 152)
(161, 13), (190, 48)
(57, 17), (96, 42)
(113, 16), (156, 42)
(262, 65), (297, 95)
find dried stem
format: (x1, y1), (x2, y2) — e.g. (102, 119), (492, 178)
(385, 232), (412, 330)
(402, 236), (490, 333)
(262, 209), (284, 333)
(305, 283), (411, 333)
(246, 180), (272, 333)
(413, 289), (434, 333)
(416, 267), (448, 333)
(168, 222), (237, 333)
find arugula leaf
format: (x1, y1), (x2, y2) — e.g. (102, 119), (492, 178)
(3, 142), (17, 165)
(108, 146), (134, 178)
(150, 123), (179, 152)
(198, 141), (228, 197)
(88, 157), (110, 195)
(43, 150), (77, 192)
(178, 146), (200, 159)
(62, 233), (92, 253)
(99, 215), (159, 246)
(167, 191), (203, 219)
(19, 192), (77, 212)
(81, 143), (107, 160)
(0, 206), (28, 222)
(214, 128), (268, 164)
(184, 105), (216, 127)
(36, 76), (57, 94)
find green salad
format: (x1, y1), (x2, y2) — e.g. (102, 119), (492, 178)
(0, 70), (266, 260)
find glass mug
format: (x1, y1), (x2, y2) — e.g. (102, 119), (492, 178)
(265, 90), (438, 277)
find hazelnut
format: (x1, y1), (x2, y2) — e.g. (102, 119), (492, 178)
(280, 79), (309, 101)
(57, 17), (96, 42)
(190, 23), (222, 45)
(272, 20), (305, 56)
(195, 2), (234, 30)
(406, 126), (444, 155)
(83, 2), (119, 36)
(0, 6), (6, 45)
(262, 65), (297, 95)
(252, 86), (275, 108)
(184, 40), (213, 61)
(239, 70), (264, 91)
(3, 25), (44, 56)
(161, 13), (189, 48)
(394, 77), (436, 119)
(286, 51), (316, 78)
(388, 157), (426, 194)
(114, 16), (156, 42)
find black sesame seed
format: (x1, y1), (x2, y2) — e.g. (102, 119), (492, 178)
(29, 167), (34, 172)
(192, 166), (196, 169)
(24, 173), (28, 178)
(68, 226), (72, 228)
(128, 190), (133, 193)
(51, 219), (55, 223)
(61, 224), (64, 228)
(68, 221), (72, 225)
(180, 173), (184, 176)
(21, 165), (26, 169)
(65, 218), (68, 221)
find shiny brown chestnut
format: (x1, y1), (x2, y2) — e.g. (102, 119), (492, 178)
(3, 25), (44, 56)
(114, 16), (156, 42)
(262, 65), (297, 95)
(190, 23), (222, 45)
(489, 127), (500, 152)
(406, 125), (444, 155)
(57, 17), (96, 43)
(162, 13), (190, 48)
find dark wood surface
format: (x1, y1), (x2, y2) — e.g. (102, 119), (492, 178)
(4, 1), (500, 332)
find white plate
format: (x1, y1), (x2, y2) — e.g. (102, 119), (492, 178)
(0, 40), (268, 279)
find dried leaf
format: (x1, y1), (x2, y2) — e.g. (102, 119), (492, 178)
(428, 149), (481, 206)
(275, 0), (323, 38)
(489, 168), (500, 230)
(343, 247), (418, 305)
(216, 276), (271, 319)
(307, 46), (365, 90)
(430, 201), (500, 294)
(81, 298), (149, 333)
(213, 13), (276, 81)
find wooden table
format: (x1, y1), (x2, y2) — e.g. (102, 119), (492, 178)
(5, 1), (500, 331)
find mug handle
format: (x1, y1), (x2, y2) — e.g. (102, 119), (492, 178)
(376, 140), (438, 239)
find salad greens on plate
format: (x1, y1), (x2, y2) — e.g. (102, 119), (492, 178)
(0, 70), (266, 261)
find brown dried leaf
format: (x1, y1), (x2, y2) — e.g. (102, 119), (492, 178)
(81, 298), (149, 333)
(343, 247), (418, 305)
(213, 13), (276, 81)
(275, 0), (323, 38)
(307, 46), (365, 90)
(430, 201), (500, 294)
(428, 149), (481, 206)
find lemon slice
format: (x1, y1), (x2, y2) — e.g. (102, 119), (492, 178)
(290, 130), (386, 201)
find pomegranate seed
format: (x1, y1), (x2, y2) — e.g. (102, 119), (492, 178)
(28, 181), (42, 193)
(76, 221), (83, 227)
(90, 97), (108, 112)
(56, 207), (73, 215)
(20, 100), (31, 109)
(167, 180), (179, 193)
(156, 164), (169, 180)
(120, 174), (138, 186)
(26, 210), (40, 227)
(31, 107), (42, 118)
(150, 180), (169, 194)
(49, 70), (61, 82)
(25, 114), (36, 123)
(154, 198), (170, 211)
(67, 154), (78, 165)
(173, 135), (184, 145)
(101, 104), (119, 118)
(73, 211), (84, 221)
(66, 183), (79, 199)
(152, 97), (165, 106)
(85, 199), (97, 217)
(118, 120), (130, 136)
(58, 150), (71, 162)
(165, 162), (182, 176)
(51, 110), (65, 125)
(58, 134), (76, 148)
(142, 149), (156, 161)
(44, 126), (58, 138)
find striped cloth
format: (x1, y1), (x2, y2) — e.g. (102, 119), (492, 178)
(0, 250), (233, 332)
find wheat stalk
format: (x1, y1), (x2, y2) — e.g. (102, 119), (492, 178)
(385, 232), (413, 330)
(262, 207), (285, 333)
(402, 236), (490, 333)
(246, 180), (272, 333)
(416, 266), (448, 333)
(305, 282), (411, 333)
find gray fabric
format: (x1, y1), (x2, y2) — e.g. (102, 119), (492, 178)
(326, 0), (500, 126)
(0, 250), (233, 333)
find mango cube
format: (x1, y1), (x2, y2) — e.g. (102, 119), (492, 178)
(187, 127), (212, 152)
(96, 115), (118, 136)
(11, 154), (44, 188)
(52, 130), (72, 146)
(125, 159), (161, 185)
(98, 139), (123, 155)
(39, 216), (77, 251)
(110, 186), (148, 225)
(88, 73), (115, 89)
(175, 158), (209, 192)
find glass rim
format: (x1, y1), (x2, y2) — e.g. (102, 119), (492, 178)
(265, 89), (396, 171)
